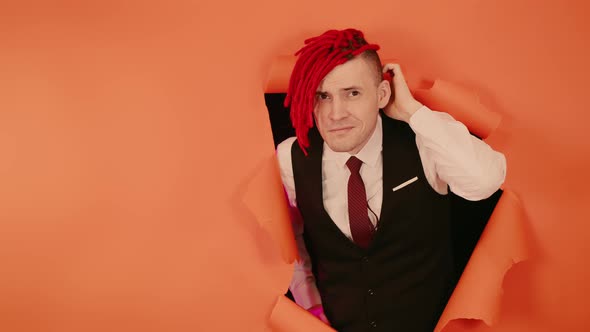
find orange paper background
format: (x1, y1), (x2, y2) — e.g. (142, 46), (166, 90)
(1, 1), (589, 331)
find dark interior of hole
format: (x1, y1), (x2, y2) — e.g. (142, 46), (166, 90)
(264, 92), (503, 302)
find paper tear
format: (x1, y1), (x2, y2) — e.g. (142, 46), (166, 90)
(269, 295), (335, 332)
(413, 80), (502, 139)
(241, 154), (298, 264)
(434, 189), (530, 332)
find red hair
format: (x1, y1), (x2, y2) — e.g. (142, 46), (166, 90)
(284, 29), (380, 155)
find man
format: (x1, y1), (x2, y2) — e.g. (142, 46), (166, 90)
(276, 28), (506, 331)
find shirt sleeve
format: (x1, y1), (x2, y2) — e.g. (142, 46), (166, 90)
(276, 137), (323, 309)
(409, 106), (507, 201)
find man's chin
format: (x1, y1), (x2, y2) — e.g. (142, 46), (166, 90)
(325, 141), (355, 154)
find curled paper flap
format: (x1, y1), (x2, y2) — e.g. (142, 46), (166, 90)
(413, 80), (502, 139)
(269, 296), (336, 332)
(266, 55), (297, 93)
(435, 190), (530, 332)
(241, 154), (298, 264)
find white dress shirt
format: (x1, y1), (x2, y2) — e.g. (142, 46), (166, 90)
(276, 106), (507, 310)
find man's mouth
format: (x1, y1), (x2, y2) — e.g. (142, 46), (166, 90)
(328, 126), (353, 133)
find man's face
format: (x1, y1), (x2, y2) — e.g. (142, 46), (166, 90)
(313, 56), (391, 155)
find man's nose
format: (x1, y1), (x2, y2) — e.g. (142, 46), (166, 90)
(328, 98), (348, 120)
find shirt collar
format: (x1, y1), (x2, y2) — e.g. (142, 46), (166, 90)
(322, 115), (383, 169)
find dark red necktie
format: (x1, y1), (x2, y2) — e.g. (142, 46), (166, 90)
(346, 156), (375, 249)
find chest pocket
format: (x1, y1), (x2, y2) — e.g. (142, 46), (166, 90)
(379, 171), (449, 249)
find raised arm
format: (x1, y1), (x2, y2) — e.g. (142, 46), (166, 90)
(382, 63), (506, 200)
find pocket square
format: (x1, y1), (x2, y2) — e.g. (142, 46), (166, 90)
(392, 176), (418, 192)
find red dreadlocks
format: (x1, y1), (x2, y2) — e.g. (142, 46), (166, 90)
(284, 28), (380, 155)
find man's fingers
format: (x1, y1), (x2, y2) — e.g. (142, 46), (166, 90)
(382, 63), (402, 73)
(383, 63), (409, 84)
(382, 63), (399, 71)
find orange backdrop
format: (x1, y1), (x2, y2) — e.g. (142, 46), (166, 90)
(1, 0), (589, 331)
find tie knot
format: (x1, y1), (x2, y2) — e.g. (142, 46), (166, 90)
(346, 156), (363, 174)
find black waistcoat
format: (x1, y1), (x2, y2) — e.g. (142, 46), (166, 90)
(291, 114), (454, 332)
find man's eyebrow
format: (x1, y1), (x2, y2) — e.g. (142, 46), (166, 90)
(315, 86), (362, 94)
(342, 86), (362, 91)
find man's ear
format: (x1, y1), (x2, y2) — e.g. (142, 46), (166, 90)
(377, 79), (391, 109)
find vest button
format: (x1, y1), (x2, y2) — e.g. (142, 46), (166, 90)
(369, 320), (377, 328)
(367, 288), (375, 296)
(361, 256), (369, 263)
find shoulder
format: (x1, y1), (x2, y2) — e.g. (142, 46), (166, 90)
(277, 137), (297, 163)
(276, 136), (297, 175)
(276, 137), (298, 201)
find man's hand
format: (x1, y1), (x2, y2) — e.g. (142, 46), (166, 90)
(382, 63), (423, 123)
(308, 304), (330, 325)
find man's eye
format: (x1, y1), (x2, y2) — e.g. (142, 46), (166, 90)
(349, 90), (360, 97)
